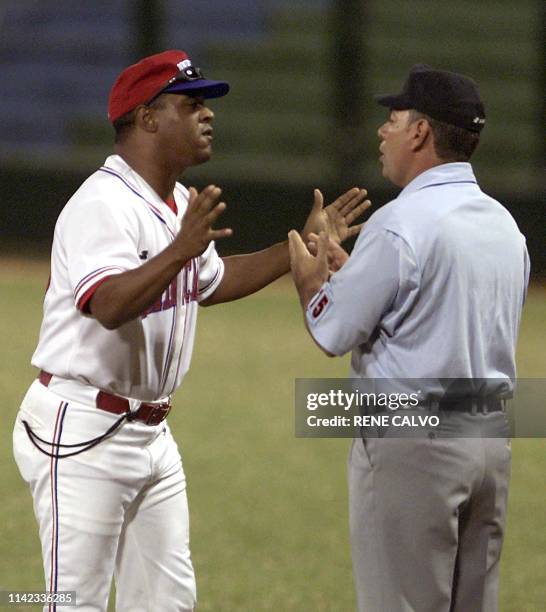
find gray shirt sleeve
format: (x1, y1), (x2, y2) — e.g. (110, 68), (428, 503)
(306, 229), (419, 356)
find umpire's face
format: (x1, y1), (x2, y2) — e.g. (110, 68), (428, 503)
(378, 109), (417, 187)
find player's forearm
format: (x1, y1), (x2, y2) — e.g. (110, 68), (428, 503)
(89, 245), (190, 329)
(202, 241), (290, 305)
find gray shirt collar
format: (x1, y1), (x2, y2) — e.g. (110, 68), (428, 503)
(400, 162), (478, 197)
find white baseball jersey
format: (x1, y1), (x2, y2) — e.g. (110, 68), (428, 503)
(32, 154), (224, 401)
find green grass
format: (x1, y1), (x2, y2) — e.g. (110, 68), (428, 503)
(0, 263), (544, 611)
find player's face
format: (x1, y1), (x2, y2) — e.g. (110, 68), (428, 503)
(154, 94), (215, 167)
(377, 110), (415, 187)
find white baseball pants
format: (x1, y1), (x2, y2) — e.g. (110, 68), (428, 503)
(13, 380), (196, 612)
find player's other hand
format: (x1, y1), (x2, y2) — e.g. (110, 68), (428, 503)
(302, 188), (371, 245)
(288, 230), (329, 308)
(307, 232), (349, 273)
(174, 185), (232, 260)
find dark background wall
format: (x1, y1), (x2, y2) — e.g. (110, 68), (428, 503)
(1, 168), (543, 275)
(0, 0), (543, 272)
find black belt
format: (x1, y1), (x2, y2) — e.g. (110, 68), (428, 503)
(432, 397), (505, 414)
(362, 397), (505, 416)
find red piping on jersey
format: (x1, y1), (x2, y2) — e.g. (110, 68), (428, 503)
(74, 266), (124, 298)
(77, 276), (114, 313)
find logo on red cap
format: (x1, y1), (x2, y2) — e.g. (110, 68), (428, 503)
(177, 59), (192, 71)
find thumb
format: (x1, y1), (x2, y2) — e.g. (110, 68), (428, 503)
(312, 189), (324, 213)
(288, 229), (307, 261)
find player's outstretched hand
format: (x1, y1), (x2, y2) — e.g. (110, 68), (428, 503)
(302, 188), (371, 245)
(288, 230), (329, 308)
(174, 185), (232, 260)
(307, 232), (349, 272)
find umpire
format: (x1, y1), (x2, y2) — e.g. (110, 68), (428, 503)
(289, 64), (530, 611)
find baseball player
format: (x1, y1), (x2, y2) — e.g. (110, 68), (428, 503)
(289, 64), (530, 611)
(12, 50), (368, 612)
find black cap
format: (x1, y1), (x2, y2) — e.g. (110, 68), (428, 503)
(375, 64), (486, 133)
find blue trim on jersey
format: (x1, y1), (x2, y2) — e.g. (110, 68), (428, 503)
(198, 266), (221, 296)
(51, 402), (68, 611)
(160, 306), (178, 393)
(98, 167), (175, 234)
(74, 265), (123, 299)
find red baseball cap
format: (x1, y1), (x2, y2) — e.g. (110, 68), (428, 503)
(108, 50), (230, 123)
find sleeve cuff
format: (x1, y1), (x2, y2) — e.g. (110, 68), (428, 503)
(74, 267), (125, 312)
(197, 257), (225, 302)
(305, 283), (348, 357)
(305, 283), (333, 327)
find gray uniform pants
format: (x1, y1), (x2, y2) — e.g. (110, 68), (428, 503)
(348, 412), (511, 612)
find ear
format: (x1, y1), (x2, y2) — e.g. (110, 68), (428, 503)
(134, 105), (159, 134)
(409, 117), (431, 152)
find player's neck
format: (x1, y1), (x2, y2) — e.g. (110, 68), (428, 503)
(114, 146), (182, 201)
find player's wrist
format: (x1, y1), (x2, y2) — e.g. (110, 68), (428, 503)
(166, 242), (193, 268)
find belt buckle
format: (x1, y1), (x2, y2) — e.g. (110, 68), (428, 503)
(144, 402), (171, 426)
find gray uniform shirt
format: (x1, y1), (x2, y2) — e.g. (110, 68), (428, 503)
(307, 163), (530, 395)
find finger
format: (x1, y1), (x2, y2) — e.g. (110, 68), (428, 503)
(317, 231), (329, 263)
(287, 231), (298, 265)
(206, 201), (228, 224)
(335, 189), (366, 216)
(201, 185), (222, 207)
(309, 189), (324, 216)
(331, 187), (361, 211)
(288, 229), (308, 261)
(338, 189), (369, 215)
(288, 229), (306, 253)
(187, 187), (198, 208)
(194, 185), (222, 212)
(307, 232), (319, 243)
(307, 241), (317, 256)
(345, 199), (372, 224)
(210, 227), (233, 241)
(346, 223), (364, 238)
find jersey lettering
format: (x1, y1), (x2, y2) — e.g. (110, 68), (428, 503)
(142, 277), (178, 318)
(182, 259), (199, 304)
(141, 258), (199, 318)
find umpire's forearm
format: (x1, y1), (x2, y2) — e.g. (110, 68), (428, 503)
(201, 241), (289, 305)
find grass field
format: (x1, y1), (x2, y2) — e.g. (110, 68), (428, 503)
(0, 259), (544, 611)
